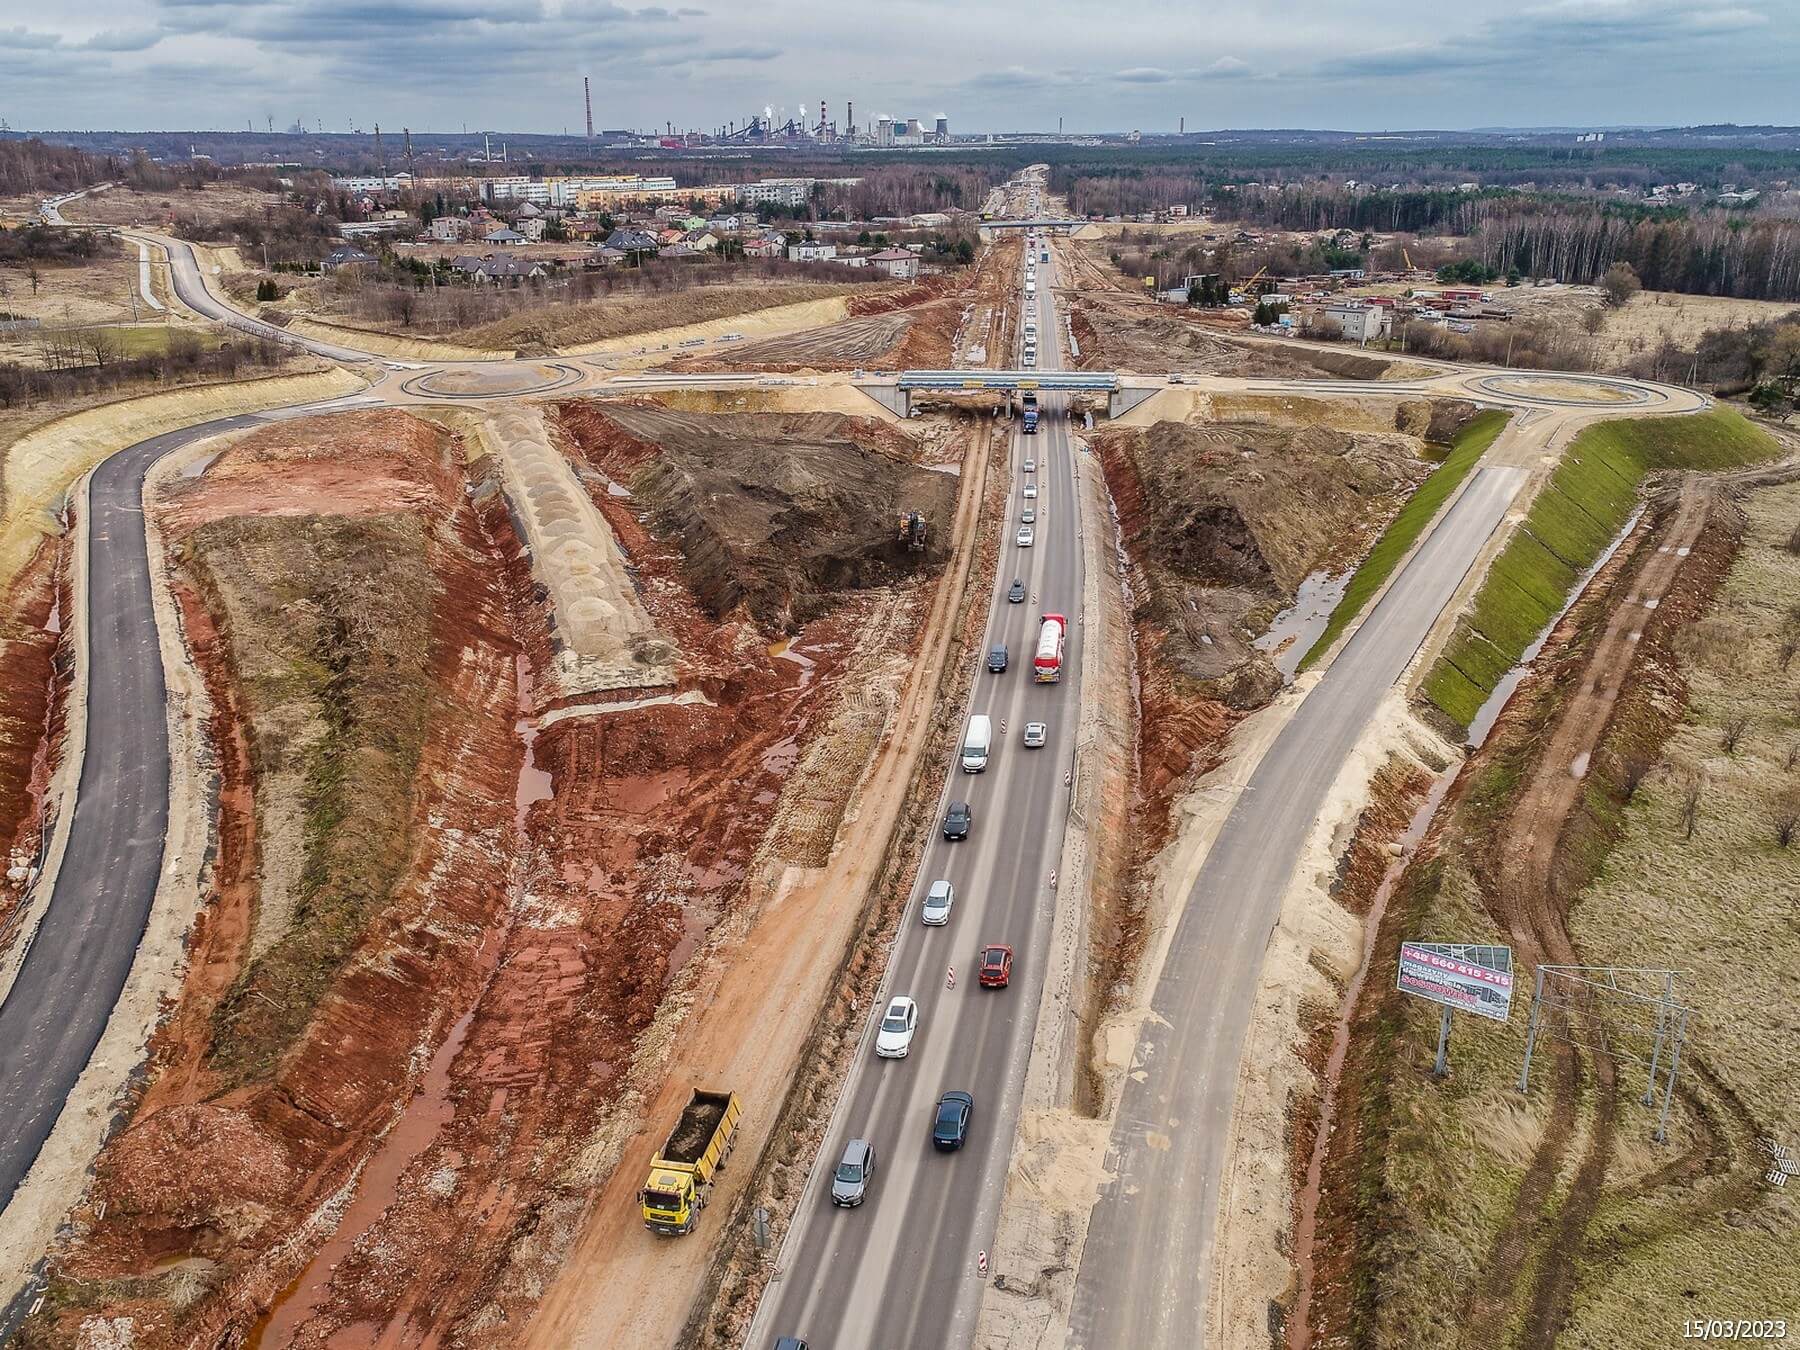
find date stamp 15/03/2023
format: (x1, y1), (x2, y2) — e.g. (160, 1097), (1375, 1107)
(1683, 1321), (1789, 1342)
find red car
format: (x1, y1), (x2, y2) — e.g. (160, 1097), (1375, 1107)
(978, 944), (1014, 989)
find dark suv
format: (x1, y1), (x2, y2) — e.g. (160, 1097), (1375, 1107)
(987, 643), (1009, 672)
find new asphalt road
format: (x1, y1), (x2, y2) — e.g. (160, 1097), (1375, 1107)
(0, 414), (264, 1240)
(1065, 461), (1529, 1349)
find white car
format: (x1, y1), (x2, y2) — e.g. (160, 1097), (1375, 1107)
(1017, 525), (1035, 547)
(1023, 457), (1036, 473)
(1023, 722), (1048, 748)
(1023, 481), (1038, 499)
(875, 995), (919, 1058)
(922, 879), (955, 926)
(1021, 505), (1037, 524)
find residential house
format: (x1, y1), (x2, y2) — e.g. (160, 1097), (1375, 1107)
(658, 243), (705, 260)
(471, 253), (548, 284)
(605, 228), (661, 254)
(429, 215), (472, 242)
(322, 246), (377, 272)
(867, 247), (920, 280)
(680, 230), (720, 251)
(742, 236), (785, 259)
(593, 246), (631, 267)
(706, 214), (744, 233)
(787, 240), (836, 263)
(516, 217), (546, 242)
(484, 228), (526, 245)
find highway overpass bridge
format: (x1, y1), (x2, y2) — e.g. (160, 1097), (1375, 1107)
(979, 218), (1081, 232)
(859, 369), (1156, 418)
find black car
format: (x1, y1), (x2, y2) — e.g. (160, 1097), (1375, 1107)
(773, 1340), (810, 1350)
(987, 643), (1009, 672)
(932, 1090), (974, 1151)
(943, 800), (972, 839)
(1008, 578), (1026, 604)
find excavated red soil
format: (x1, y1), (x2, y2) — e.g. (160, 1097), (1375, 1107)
(26, 412), (526, 1347)
(0, 543), (63, 941)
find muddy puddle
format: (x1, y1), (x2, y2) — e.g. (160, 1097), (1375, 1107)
(1253, 569), (1350, 680)
(249, 947), (498, 1348)
(769, 639), (817, 690)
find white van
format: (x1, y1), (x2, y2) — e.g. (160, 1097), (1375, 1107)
(961, 713), (993, 772)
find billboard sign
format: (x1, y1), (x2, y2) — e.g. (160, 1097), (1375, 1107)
(1397, 942), (1514, 1023)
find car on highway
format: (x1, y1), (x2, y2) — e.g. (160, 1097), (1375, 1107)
(943, 800), (972, 840)
(1023, 457), (1036, 473)
(875, 995), (919, 1058)
(773, 1340), (809, 1350)
(932, 1091), (974, 1151)
(1023, 721), (1048, 748)
(1017, 525), (1035, 547)
(831, 1138), (875, 1207)
(1022, 505), (1036, 524)
(1009, 578), (1026, 603)
(922, 879), (955, 925)
(987, 643), (1009, 672)
(978, 944), (1014, 988)
(1023, 481), (1038, 499)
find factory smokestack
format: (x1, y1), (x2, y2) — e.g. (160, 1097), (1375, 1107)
(584, 76), (594, 140)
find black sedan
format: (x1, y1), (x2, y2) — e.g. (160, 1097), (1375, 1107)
(943, 800), (972, 840)
(932, 1091), (974, 1151)
(1008, 578), (1026, 604)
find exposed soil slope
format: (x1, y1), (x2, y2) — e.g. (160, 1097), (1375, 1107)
(25, 410), (525, 1345)
(558, 402), (957, 630)
(1096, 417), (1429, 693)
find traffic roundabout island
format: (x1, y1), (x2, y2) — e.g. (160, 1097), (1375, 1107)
(398, 362), (586, 400)
(1467, 372), (1661, 408)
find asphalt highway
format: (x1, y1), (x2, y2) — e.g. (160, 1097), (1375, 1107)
(1065, 462), (1529, 1348)
(753, 210), (1082, 1350)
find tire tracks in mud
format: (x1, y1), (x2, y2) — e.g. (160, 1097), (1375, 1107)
(1458, 478), (1721, 1347)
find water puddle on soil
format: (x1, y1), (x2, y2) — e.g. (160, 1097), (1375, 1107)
(768, 639), (817, 689)
(667, 901), (718, 973)
(247, 952), (497, 1348)
(44, 593), (59, 635)
(513, 655), (552, 828)
(1465, 507), (1644, 747)
(1253, 570), (1350, 680)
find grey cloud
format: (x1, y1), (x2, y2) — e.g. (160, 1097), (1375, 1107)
(0, 26), (64, 49)
(83, 28), (165, 51)
(1114, 66), (1174, 83)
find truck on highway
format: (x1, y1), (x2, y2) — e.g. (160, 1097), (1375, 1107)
(961, 713), (993, 772)
(1034, 613), (1067, 682)
(639, 1089), (741, 1234)
(1022, 390), (1039, 434)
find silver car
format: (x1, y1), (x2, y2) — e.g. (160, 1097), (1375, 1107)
(1023, 721), (1048, 748)
(922, 879), (955, 925)
(831, 1138), (875, 1207)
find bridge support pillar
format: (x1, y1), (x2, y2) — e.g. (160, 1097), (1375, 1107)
(1107, 385), (1159, 420)
(854, 382), (910, 419)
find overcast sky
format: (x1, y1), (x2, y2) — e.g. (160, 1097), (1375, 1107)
(1, 0), (1793, 135)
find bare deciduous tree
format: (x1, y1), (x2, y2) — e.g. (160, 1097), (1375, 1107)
(1611, 749), (1654, 802)
(1680, 771), (1705, 840)
(1721, 713), (1752, 754)
(1773, 791), (1800, 848)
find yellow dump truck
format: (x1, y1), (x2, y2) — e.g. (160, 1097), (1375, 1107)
(639, 1089), (741, 1235)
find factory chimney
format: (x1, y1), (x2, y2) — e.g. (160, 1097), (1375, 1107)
(585, 76), (594, 140)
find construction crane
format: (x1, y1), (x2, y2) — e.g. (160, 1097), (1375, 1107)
(1403, 246), (1417, 272)
(897, 510), (927, 552)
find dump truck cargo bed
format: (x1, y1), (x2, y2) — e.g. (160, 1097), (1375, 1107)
(663, 1090), (734, 1165)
